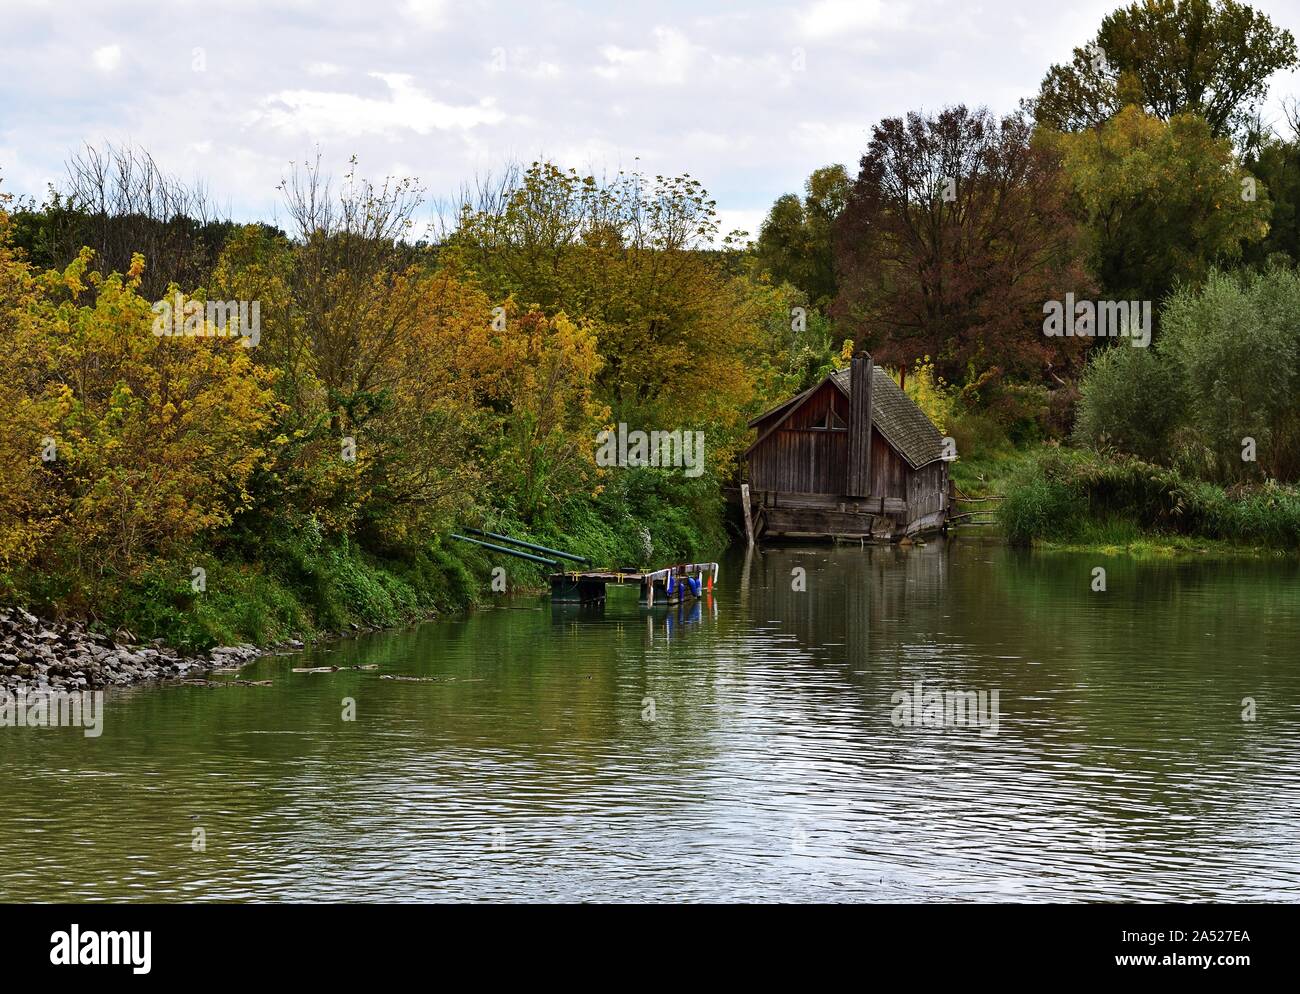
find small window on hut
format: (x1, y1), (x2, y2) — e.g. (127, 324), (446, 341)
(810, 409), (847, 430)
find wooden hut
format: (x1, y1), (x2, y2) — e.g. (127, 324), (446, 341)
(743, 353), (949, 541)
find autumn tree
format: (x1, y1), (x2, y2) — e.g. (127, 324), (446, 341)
(265, 156), (500, 541)
(491, 305), (607, 521)
(449, 161), (766, 473)
(833, 105), (1089, 386)
(1, 243), (279, 598)
(278, 153), (425, 418)
(0, 188), (61, 571)
(1054, 108), (1271, 306)
(1032, 0), (1297, 143)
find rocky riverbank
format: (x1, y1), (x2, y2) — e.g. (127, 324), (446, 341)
(0, 607), (291, 694)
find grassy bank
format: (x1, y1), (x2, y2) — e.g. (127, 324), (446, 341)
(5, 468), (729, 654)
(998, 446), (1300, 556)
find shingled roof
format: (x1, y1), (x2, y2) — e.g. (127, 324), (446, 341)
(745, 362), (947, 469)
(828, 365), (946, 469)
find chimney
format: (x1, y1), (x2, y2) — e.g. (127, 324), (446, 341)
(846, 352), (873, 497)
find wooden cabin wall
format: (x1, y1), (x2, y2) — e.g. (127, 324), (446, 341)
(868, 433), (908, 498)
(906, 461), (948, 522)
(748, 381), (850, 495)
(782, 380), (848, 429)
(749, 429), (849, 494)
(748, 382), (950, 535)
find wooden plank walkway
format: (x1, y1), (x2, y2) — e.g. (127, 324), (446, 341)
(550, 562), (719, 605)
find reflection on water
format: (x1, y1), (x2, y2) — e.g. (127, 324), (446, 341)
(2, 539), (1299, 902)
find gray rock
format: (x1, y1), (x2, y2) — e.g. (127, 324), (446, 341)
(0, 608), (270, 693)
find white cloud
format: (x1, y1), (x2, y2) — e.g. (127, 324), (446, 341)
(401, 0), (447, 29)
(789, 120), (868, 161)
(251, 73), (506, 137)
(596, 27), (699, 86)
(548, 138), (640, 173)
(91, 44), (121, 73)
(15, 0), (1275, 244)
(716, 207), (764, 244)
(799, 0), (891, 40)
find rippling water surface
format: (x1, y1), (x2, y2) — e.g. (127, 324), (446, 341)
(2, 541), (1299, 902)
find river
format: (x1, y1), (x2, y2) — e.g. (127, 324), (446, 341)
(2, 539), (1298, 902)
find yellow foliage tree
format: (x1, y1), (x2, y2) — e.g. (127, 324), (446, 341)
(354, 265), (506, 539)
(0, 233), (279, 593)
(902, 356), (958, 436)
(0, 196), (62, 572)
(495, 305), (607, 520)
(450, 162), (768, 478)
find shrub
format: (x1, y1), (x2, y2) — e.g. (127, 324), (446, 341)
(981, 381), (1050, 445)
(1000, 451), (1084, 545)
(1161, 268), (1300, 482)
(1000, 448), (1300, 549)
(903, 356), (959, 435)
(1074, 345), (1185, 462)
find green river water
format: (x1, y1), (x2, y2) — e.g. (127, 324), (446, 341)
(2, 539), (1298, 902)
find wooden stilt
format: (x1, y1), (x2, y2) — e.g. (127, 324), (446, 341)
(741, 483), (756, 548)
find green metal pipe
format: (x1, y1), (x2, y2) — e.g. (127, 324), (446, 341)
(465, 528), (589, 564)
(450, 534), (558, 567)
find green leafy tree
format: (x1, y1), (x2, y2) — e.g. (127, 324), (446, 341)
(1055, 108), (1271, 306)
(1033, 0), (1297, 143)
(754, 164), (850, 308)
(1242, 103), (1300, 265)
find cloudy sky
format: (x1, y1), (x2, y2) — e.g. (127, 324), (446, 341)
(3, 0), (1299, 240)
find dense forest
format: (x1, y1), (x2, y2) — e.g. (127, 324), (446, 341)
(2, 0), (1300, 648)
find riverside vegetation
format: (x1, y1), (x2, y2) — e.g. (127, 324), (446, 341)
(0, 156), (816, 657)
(4, 0), (1300, 667)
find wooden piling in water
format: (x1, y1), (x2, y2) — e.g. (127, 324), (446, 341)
(741, 483), (756, 548)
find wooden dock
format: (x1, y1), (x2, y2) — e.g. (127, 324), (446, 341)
(449, 531), (718, 607)
(550, 562), (719, 605)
